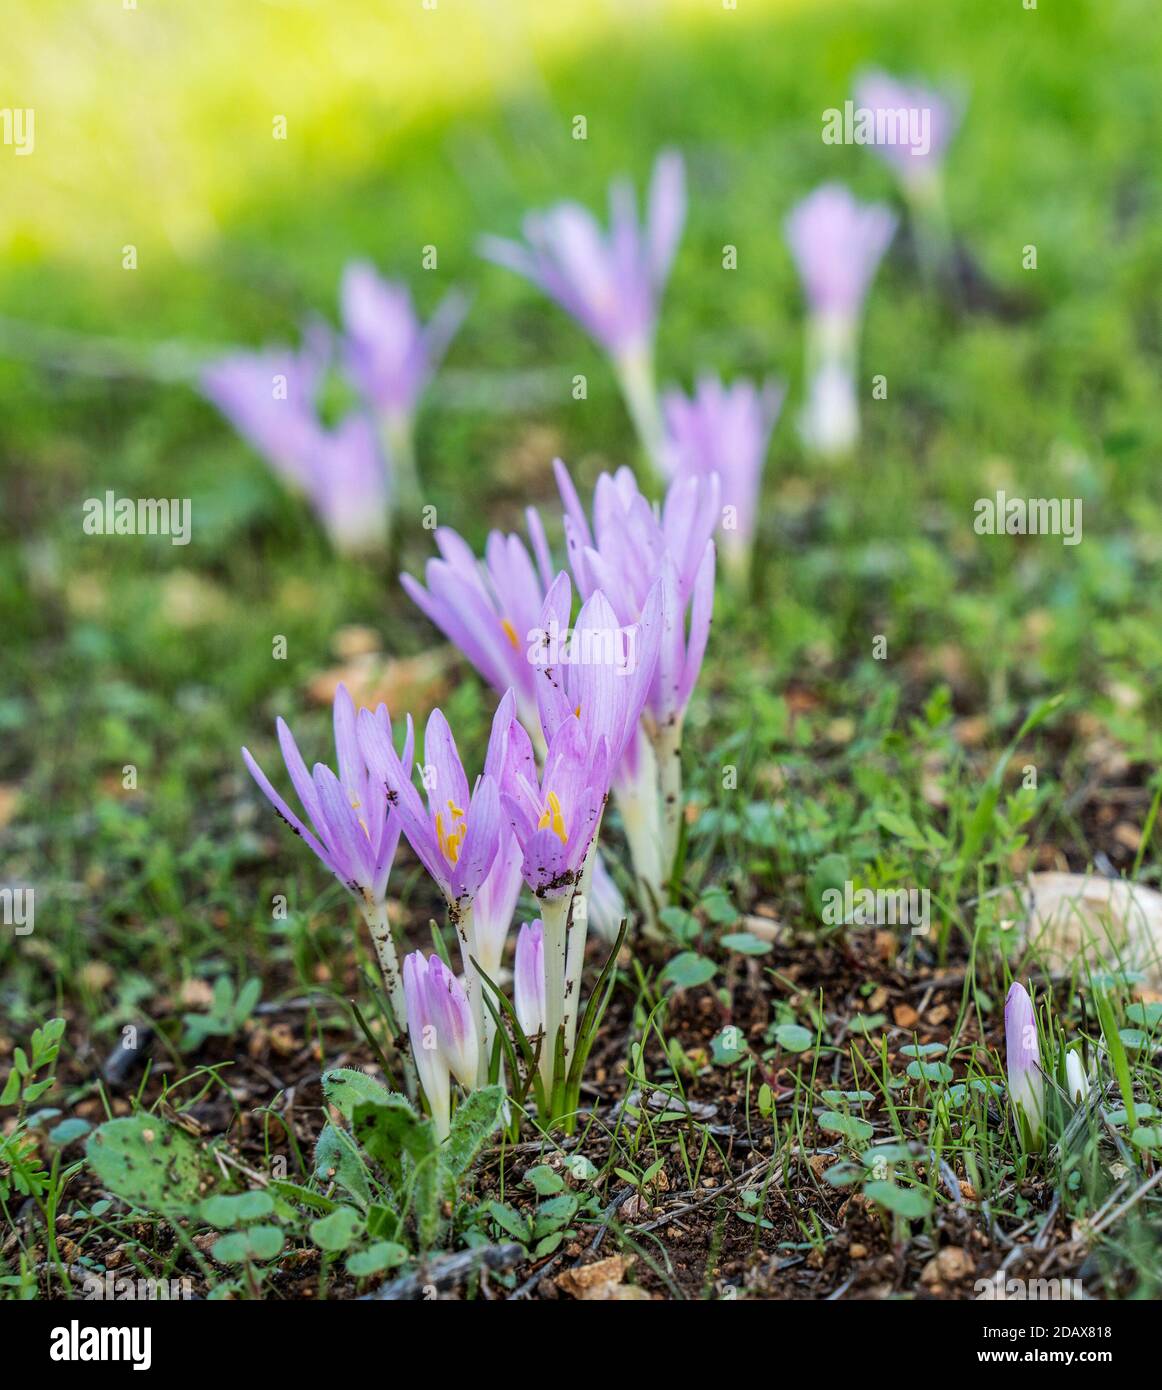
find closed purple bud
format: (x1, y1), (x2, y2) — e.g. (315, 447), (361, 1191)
(1004, 982), (1044, 1150)
(514, 920), (546, 1039)
(425, 955), (479, 1091)
(403, 952), (451, 1139)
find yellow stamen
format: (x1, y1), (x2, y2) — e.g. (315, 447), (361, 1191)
(436, 800), (467, 865)
(501, 618), (519, 649)
(536, 790), (568, 845)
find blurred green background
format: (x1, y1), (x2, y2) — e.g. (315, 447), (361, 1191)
(2, 0), (1161, 1023)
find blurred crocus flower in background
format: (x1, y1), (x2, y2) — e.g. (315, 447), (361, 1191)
(241, 685), (413, 1025)
(588, 852), (627, 943)
(339, 261), (467, 506)
(1004, 982), (1045, 1152)
(202, 338), (326, 491)
(480, 150), (685, 477)
(662, 374), (785, 580)
(308, 412), (391, 555)
(202, 331), (393, 556)
(853, 70), (959, 196)
(854, 71), (960, 283)
(401, 515), (556, 747)
(785, 183), (896, 459)
(403, 951), (479, 1141)
(513, 920), (545, 1041)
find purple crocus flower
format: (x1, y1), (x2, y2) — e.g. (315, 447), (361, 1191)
(785, 183), (897, 325)
(530, 573), (663, 779)
(472, 691), (539, 977)
(1004, 982), (1044, 1151)
(356, 701), (503, 924)
(480, 151), (685, 475)
(553, 459), (717, 909)
(202, 331), (393, 556)
(339, 264), (463, 508)
(554, 460), (716, 734)
(479, 151), (684, 360)
(662, 374), (785, 576)
(853, 71), (959, 189)
(502, 711), (612, 1091)
(502, 707), (612, 906)
(242, 684), (413, 1023)
(358, 691), (516, 1082)
(340, 262), (467, 420)
(202, 341), (324, 493)
(401, 515), (556, 744)
(403, 950), (479, 1141)
(513, 920), (546, 1041)
(785, 184), (896, 459)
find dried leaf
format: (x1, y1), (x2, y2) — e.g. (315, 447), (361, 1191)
(555, 1255), (652, 1301)
(307, 648), (452, 716)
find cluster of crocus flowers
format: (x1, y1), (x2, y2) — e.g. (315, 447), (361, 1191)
(509, 575), (662, 1090)
(784, 183), (896, 460)
(480, 150), (686, 479)
(202, 262), (463, 553)
(241, 685), (413, 1025)
(554, 459), (716, 919)
(661, 373), (785, 581)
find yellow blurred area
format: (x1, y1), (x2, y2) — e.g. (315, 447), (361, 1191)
(1, 0), (798, 267)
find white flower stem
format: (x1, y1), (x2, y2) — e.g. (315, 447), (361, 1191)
(614, 345), (668, 485)
(802, 313), (859, 461)
(379, 409), (420, 518)
(454, 903), (489, 1087)
(904, 169), (952, 289)
(614, 751), (665, 932)
(360, 898), (406, 1031)
(654, 714), (686, 887)
(538, 891), (571, 1094)
(562, 833), (601, 1065)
